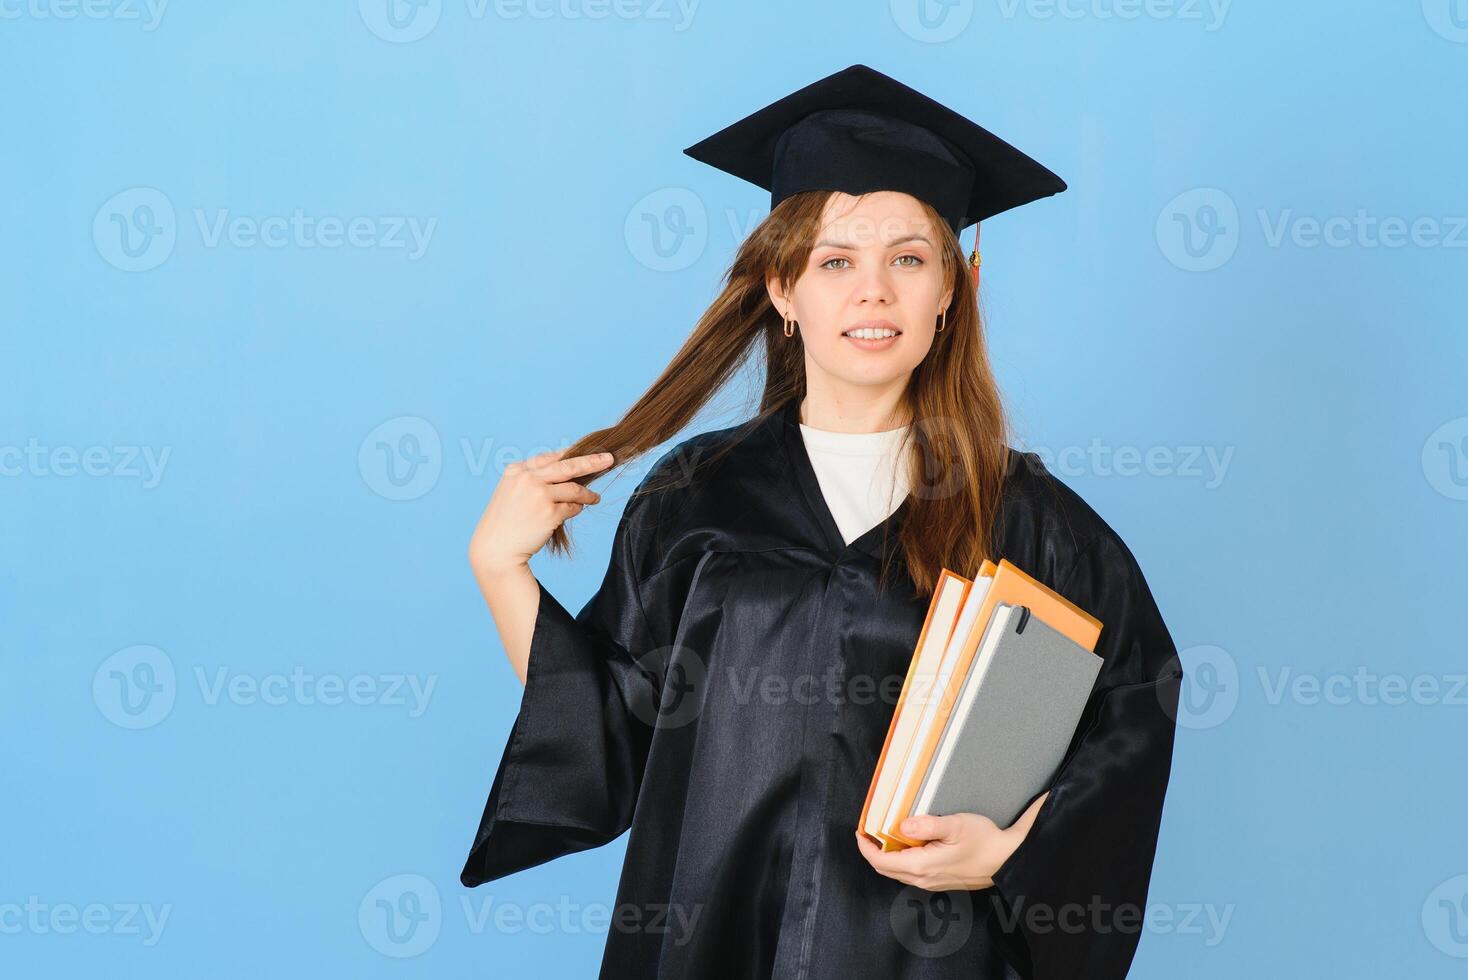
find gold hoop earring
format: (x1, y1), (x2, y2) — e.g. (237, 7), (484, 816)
(784, 315), (796, 338)
(936, 307), (947, 333)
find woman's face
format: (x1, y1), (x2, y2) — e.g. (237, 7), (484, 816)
(767, 190), (954, 397)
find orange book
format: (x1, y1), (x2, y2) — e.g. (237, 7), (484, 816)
(873, 558), (1102, 850)
(859, 563), (994, 849)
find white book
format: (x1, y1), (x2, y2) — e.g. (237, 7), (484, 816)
(877, 574), (993, 835)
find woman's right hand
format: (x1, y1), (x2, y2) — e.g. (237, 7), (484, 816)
(467, 448), (615, 580)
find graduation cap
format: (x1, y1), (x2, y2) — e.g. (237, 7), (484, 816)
(682, 63), (1066, 291)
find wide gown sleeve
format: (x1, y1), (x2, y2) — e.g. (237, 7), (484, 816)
(459, 483), (666, 888)
(987, 531), (1185, 980)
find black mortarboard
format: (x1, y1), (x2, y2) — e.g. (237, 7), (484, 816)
(682, 64), (1066, 288)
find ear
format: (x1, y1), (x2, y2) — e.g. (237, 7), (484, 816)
(765, 273), (789, 319)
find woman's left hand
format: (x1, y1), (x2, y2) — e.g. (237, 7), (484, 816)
(855, 792), (1049, 891)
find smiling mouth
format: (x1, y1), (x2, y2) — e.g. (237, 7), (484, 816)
(842, 327), (902, 339)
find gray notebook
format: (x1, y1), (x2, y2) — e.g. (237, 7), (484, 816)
(911, 602), (1104, 828)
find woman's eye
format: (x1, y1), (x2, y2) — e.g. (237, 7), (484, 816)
(820, 255), (923, 270)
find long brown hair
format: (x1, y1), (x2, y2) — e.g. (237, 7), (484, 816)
(546, 189), (1012, 600)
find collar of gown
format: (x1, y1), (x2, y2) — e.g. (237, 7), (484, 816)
(772, 400), (912, 564)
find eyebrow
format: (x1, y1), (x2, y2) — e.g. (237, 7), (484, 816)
(813, 233), (933, 250)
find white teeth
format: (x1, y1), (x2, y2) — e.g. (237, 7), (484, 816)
(844, 328), (899, 340)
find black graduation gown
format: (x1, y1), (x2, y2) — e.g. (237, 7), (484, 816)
(460, 400), (1184, 980)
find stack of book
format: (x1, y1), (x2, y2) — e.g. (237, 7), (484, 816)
(859, 558), (1105, 851)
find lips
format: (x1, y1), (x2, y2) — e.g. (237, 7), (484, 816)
(841, 327), (902, 352)
(842, 320), (902, 339)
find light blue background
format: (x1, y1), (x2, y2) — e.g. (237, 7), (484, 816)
(3, 1), (1466, 976)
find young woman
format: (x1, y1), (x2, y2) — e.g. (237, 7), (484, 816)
(460, 65), (1183, 980)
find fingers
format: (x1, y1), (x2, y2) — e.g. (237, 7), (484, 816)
(530, 449), (617, 482)
(898, 814), (956, 843)
(545, 480), (601, 506)
(550, 500), (588, 525)
(854, 829), (936, 880)
(511, 449), (614, 521)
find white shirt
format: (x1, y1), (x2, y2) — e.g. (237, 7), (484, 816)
(798, 422), (913, 545)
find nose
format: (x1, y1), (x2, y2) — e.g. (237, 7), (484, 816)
(851, 262), (897, 306)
